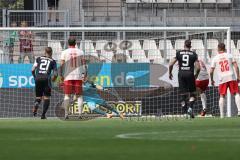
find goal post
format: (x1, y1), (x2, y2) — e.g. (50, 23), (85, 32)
(0, 27), (234, 119)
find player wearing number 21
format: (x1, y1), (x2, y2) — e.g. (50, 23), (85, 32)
(210, 43), (240, 118)
(60, 37), (87, 119)
(32, 47), (58, 119)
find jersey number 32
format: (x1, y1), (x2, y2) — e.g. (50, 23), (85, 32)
(219, 60), (230, 72)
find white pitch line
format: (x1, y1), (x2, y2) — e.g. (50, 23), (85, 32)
(116, 132), (159, 139)
(0, 137), (81, 141)
(115, 130), (240, 142)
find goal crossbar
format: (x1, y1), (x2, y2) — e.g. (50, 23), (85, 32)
(0, 26), (231, 32)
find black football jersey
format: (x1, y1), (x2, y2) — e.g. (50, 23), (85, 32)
(176, 50), (198, 73)
(34, 56), (57, 80)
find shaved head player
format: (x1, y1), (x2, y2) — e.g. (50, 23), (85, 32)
(169, 40), (200, 118)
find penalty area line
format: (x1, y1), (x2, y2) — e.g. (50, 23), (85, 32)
(115, 130), (240, 142)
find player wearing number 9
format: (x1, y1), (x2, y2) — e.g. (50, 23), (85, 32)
(169, 40), (200, 119)
(210, 43), (240, 118)
(32, 47), (58, 119)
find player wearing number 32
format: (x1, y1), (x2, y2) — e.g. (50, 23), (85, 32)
(169, 40), (200, 118)
(210, 43), (240, 118)
(32, 47), (58, 119)
(60, 37), (87, 119)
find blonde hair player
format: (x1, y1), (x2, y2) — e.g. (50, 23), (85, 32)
(210, 43), (240, 118)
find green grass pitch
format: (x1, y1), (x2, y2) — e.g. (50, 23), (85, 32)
(0, 118), (240, 160)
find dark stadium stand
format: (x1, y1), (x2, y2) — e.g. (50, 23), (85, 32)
(3, 0), (234, 29)
(125, 0), (232, 4)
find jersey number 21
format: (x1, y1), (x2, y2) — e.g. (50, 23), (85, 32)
(40, 59), (50, 71)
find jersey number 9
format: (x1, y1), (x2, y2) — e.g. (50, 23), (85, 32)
(182, 55), (189, 66)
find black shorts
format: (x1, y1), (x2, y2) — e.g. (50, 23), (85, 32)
(178, 72), (196, 93)
(35, 79), (51, 97)
(47, 0), (59, 7)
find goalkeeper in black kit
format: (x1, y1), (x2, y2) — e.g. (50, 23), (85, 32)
(32, 47), (58, 119)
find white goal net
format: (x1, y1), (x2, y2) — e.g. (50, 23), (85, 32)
(0, 27), (236, 119)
